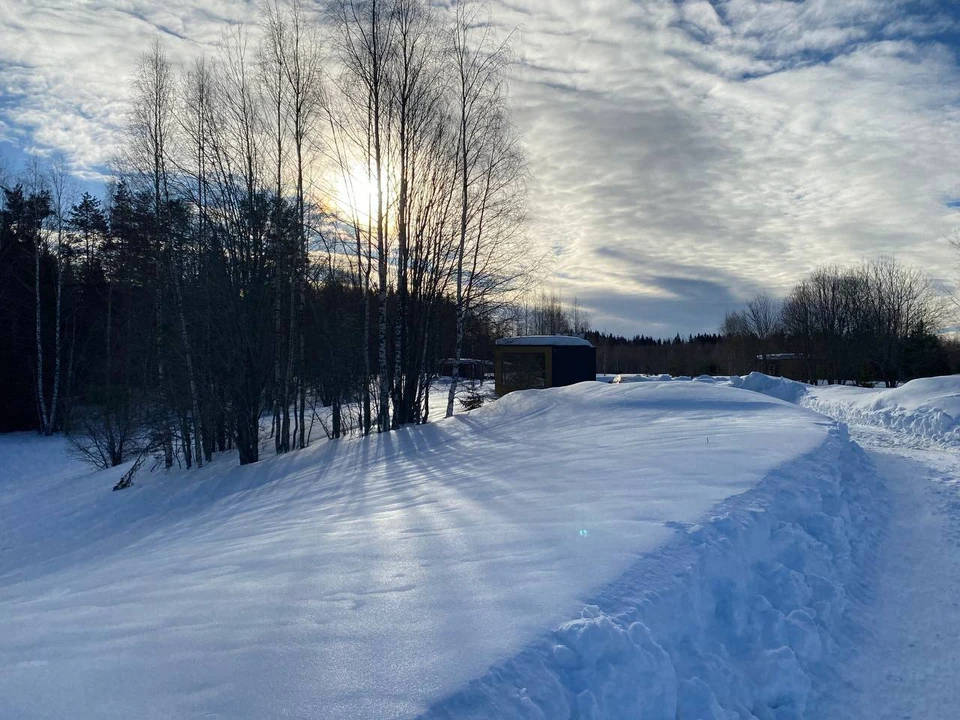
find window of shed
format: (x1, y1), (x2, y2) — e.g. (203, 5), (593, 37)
(501, 351), (547, 390)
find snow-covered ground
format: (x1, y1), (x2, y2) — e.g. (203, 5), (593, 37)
(708, 372), (960, 718)
(1, 373), (958, 719)
(812, 432), (960, 719)
(608, 371), (960, 448)
(612, 371), (960, 718)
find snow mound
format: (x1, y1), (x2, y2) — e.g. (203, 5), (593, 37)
(802, 376), (960, 447)
(0, 382), (839, 720)
(420, 428), (884, 720)
(729, 372), (810, 404)
(622, 372), (960, 448)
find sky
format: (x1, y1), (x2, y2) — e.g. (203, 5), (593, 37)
(2, 0), (960, 337)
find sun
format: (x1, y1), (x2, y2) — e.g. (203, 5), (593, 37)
(332, 162), (379, 227)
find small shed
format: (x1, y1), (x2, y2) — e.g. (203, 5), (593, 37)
(494, 335), (597, 396)
(440, 358), (493, 381)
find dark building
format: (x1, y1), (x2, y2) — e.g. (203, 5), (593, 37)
(440, 358), (493, 381)
(757, 353), (808, 380)
(494, 336), (597, 396)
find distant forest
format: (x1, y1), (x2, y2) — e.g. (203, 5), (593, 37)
(588, 260), (960, 385)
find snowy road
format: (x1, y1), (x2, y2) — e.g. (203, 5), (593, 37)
(815, 425), (960, 719)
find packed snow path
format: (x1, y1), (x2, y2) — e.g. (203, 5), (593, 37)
(814, 426), (960, 719)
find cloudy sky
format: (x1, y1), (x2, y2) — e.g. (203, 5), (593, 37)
(3, 0), (960, 336)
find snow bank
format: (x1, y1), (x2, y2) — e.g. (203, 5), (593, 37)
(610, 372), (960, 447)
(730, 372), (810, 404)
(722, 372), (960, 447)
(0, 381), (839, 720)
(420, 426), (884, 720)
(802, 377), (960, 447)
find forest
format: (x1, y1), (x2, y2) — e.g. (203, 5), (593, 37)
(0, 0), (529, 481)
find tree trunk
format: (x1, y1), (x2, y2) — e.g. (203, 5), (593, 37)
(48, 237), (63, 435)
(35, 235), (48, 433)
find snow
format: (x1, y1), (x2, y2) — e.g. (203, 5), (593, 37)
(1, 381), (842, 720)
(813, 438), (960, 719)
(495, 335), (593, 347)
(5, 373), (959, 719)
(801, 376), (960, 447)
(717, 373), (960, 717)
(425, 426), (883, 720)
(607, 372), (960, 447)
(592, 372), (960, 717)
(717, 372), (960, 447)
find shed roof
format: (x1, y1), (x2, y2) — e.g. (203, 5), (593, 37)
(495, 335), (594, 348)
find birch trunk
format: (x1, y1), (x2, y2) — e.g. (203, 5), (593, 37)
(35, 234), (48, 433)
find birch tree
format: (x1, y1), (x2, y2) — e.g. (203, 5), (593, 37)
(330, 0), (396, 433)
(446, 0), (521, 417)
(390, 0), (450, 426)
(128, 39), (176, 468)
(42, 157), (72, 436)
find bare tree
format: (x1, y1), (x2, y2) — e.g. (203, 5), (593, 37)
(329, 0), (398, 433)
(43, 156), (73, 435)
(208, 26), (276, 464)
(283, 0), (324, 448)
(445, 0), (522, 418)
(744, 293), (780, 373)
(25, 161), (52, 434)
(176, 57), (220, 466)
(860, 256), (943, 386)
(261, 0), (325, 449)
(950, 232), (960, 322)
(259, 6), (293, 453)
(127, 39), (177, 468)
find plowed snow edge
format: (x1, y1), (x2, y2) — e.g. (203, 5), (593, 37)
(420, 426), (887, 720)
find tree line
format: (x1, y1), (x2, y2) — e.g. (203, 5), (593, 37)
(723, 259), (955, 386)
(0, 0), (528, 480)
(589, 332), (728, 378)
(539, 259), (958, 383)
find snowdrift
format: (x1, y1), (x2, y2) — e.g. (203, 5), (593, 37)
(610, 372), (960, 447)
(801, 376), (960, 447)
(1, 382), (879, 719)
(721, 373), (960, 447)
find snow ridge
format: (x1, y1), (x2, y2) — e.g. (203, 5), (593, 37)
(801, 395), (960, 449)
(420, 428), (885, 720)
(611, 373), (960, 448)
(728, 373), (960, 448)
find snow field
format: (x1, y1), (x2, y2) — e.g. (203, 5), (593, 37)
(0, 381), (841, 719)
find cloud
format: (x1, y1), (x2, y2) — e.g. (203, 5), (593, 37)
(493, 0), (960, 334)
(2, 0), (960, 335)
(0, 1), (258, 176)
